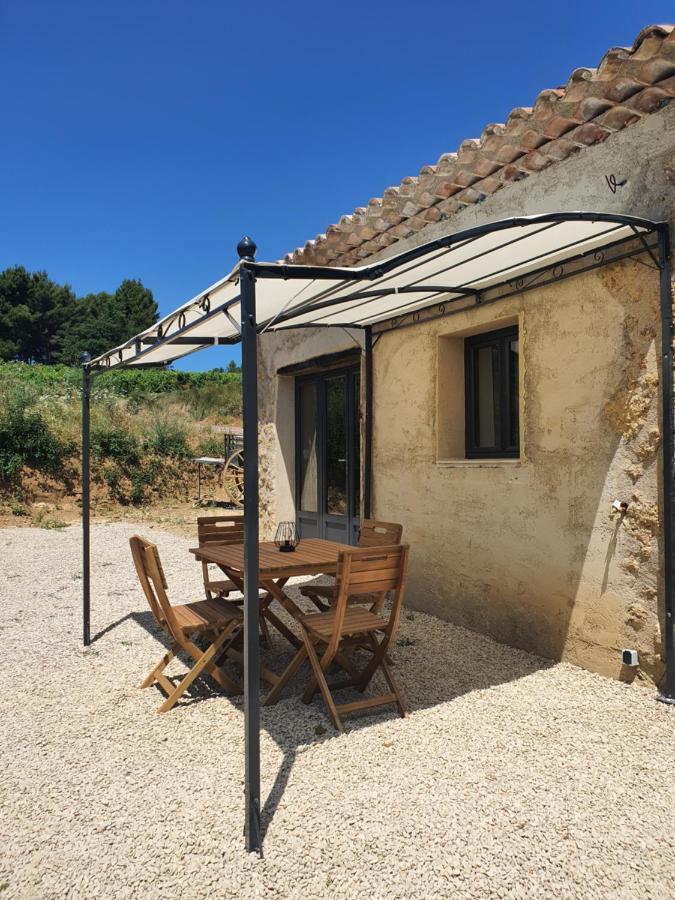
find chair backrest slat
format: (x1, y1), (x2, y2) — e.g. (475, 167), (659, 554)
(197, 515), (245, 546)
(330, 544), (409, 652)
(129, 535), (179, 637)
(358, 519), (403, 548)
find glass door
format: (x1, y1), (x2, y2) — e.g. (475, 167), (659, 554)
(295, 366), (360, 543)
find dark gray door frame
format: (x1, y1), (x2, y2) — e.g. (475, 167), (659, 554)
(294, 362), (361, 543)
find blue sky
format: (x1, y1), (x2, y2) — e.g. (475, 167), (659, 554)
(1, 1), (671, 369)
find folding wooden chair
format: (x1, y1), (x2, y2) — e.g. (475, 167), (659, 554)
(197, 515), (273, 646)
(299, 519), (403, 613)
(264, 544), (410, 731)
(197, 515), (244, 601)
(130, 535), (243, 713)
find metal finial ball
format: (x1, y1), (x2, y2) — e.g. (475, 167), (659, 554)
(81, 350), (92, 364)
(237, 236), (257, 260)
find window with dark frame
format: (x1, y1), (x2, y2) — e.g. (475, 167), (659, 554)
(464, 325), (519, 458)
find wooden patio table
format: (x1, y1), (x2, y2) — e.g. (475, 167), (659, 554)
(189, 538), (346, 653)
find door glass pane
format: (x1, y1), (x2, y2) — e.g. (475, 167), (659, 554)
(352, 372), (360, 517)
(326, 376), (347, 515)
(476, 344), (500, 448)
(508, 337), (519, 449)
(299, 382), (318, 512)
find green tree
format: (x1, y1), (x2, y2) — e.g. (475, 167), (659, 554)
(54, 291), (112, 364)
(0, 267), (159, 366)
(113, 279), (158, 335)
(0, 266), (75, 363)
(55, 279), (158, 364)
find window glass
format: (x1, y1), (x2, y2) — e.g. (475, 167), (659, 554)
(476, 344), (499, 448)
(326, 376), (347, 515)
(508, 337), (519, 449)
(298, 382), (318, 511)
(352, 372), (361, 517)
(465, 326), (519, 458)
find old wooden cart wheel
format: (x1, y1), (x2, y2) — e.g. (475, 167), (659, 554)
(222, 448), (244, 507)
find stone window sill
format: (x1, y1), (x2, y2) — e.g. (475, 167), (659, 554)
(435, 458), (523, 468)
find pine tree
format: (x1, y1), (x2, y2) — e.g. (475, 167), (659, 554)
(0, 266), (76, 363)
(113, 279), (159, 335)
(0, 267), (159, 365)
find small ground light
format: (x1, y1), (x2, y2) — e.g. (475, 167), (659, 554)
(622, 649), (639, 667)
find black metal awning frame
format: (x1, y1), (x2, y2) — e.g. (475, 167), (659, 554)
(79, 212), (675, 854)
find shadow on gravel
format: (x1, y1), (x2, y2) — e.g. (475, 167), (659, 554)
(94, 608), (240, 704)
(96, 589), (554, 846)
(255, 596), (555, 840)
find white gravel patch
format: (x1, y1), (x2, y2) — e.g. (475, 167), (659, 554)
(1, 522), (674, 900)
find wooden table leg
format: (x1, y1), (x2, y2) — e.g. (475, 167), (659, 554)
(261, 577), (305, 620)
(260, 603), (302, 649)
(212, 566), (302, 650)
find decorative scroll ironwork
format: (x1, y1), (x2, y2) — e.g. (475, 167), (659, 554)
(375, 234), (659, 337)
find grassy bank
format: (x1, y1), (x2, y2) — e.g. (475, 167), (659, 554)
(0, 363), (242, 519)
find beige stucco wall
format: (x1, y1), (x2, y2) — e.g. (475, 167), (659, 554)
(371, 258), (663, 683)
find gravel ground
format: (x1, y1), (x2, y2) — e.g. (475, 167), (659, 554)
(1, 522), (674, 900)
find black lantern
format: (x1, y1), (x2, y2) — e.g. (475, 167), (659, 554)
(274, 521), (299, 552)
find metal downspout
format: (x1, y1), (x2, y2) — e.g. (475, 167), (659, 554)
(364, 326), (373, 520)
(238, 237), (263, 848)
(657, 225), (675, 704)
(81, 353), (92, 647)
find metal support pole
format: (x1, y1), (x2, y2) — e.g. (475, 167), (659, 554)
(657, 225), (675, 704)
(81, 354), (92, 646)
(238, 237), (262, 850)
(364, 326), (373, 520)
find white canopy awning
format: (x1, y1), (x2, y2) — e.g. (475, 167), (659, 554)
(89, 212), (660, 370)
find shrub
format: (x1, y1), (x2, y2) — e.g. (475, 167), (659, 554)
(0, 361), (242, 405)
(100, 463), (128, 502)
(183, 381), (242, 420)
(0, 362), (242, 505)
(0, 399), (74, 482)
(102, 465), (121, 491)
(32, 507), (67, 529)
(93, 366), (242, 400)
(129, 476), (144, 505)
(198, 434), (226, 457)
(130, 471), (150, 505)
(145, 421), (191, 458)
(91, 427), (140, 465)
(40, 517), (67, 530)
(10, 499), (28, 516)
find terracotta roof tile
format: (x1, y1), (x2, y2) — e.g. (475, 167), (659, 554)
(284, 24), (675, 266)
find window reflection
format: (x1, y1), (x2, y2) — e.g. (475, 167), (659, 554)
(299, 382), (318, 512)
(326, 376), (347, 515)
